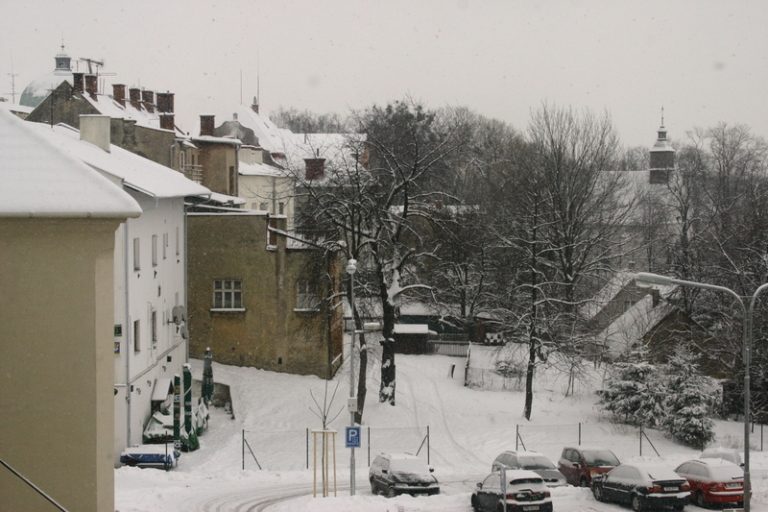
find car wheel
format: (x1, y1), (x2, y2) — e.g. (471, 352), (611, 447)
(370, 480), (377, 495)
(631, 494), (644, 512)
(496, 503), (505, 512)
(695, 491), (707, 508)
(592, 485), (603, 502)
(579, 476), (588, 487)
(673, 505), (684, 512)
(386, 485), (397, 498)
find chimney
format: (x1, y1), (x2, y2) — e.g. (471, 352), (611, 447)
(129, 88), (141, 110)
(200, 115), (215, 136)
(251, 96), (259, 114)
(156, 92), (174, 113)
(84, 74), (98, 98)
(160, 113), (175, 131)
(304, 158), (326, 181)
(141, 90), (155, 113)
(79, 115), (111, 152)
(112, 84), (126, 107)
(72, 73), (84, 94)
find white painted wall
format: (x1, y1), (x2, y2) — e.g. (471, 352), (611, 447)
(239, 174), (295, 231)
(113, 194), (188, 463)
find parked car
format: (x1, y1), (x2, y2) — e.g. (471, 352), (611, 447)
(369, 453), (439, 497)
(592, 463), (690, 511)
(700, 447), (744, 467)
(675, 458), (744, 508)
(471, 469), (553, 512)
(558, 446), (620, 487)
(491, 450), (567, 487)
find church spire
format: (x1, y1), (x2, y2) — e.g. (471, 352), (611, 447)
(649, 107), (675, 184)
(54, 41), (71, 72)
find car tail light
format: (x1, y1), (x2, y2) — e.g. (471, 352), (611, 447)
(680, 482), (690, 492)
(648, 485), (663, 493)
(708, 482), (726, 492)
(542, 490), (551, 498)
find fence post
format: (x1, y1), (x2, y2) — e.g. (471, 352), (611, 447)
(427, 425), (431, 465)
(242, 429), (245, 470)
(515, 425), (519, 451)
(762, 424), (764, 451)
(639, 426), (643, 457)
(306, 428), (309, 469)
(578, 423), (581, 445)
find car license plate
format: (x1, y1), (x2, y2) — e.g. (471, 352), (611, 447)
(663, 486), (677, 491)
(523, 507), (539, 511)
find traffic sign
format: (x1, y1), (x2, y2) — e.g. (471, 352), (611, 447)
(345, 426), (361, 448)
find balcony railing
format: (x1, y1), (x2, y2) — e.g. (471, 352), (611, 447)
(182, 164), (204, 184)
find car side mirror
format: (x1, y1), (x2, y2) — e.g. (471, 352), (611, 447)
(740, 463), (745, 468)
(429, 466), (434, 473)
(476, 482), (483, 489)
(381, 469), (388, 474)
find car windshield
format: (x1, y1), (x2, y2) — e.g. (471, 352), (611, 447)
(582, 450), (619, 466)
(519, 455), (556, 470)
(390, 458), (428, 475)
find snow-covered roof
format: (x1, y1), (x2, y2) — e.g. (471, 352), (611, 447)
(84, 93), (173, 132)
(239, 161), (287, 177)
(596, 294), (676, 358)
(0, 108), (141, 218)
(582, 272), (676, 321)
(25, 121), (210, 199)
(192, 135), (242, 146)
(393, 324), (430, 334)
(281, 132), (365, 178)
(19, 70), (73, 108)
(205, 192), (246, 205)
(232, 105), (288, 153)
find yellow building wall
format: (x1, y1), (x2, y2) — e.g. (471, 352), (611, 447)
(0, 218), (119, 512)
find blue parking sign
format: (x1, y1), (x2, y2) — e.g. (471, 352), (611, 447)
(345, 426), (361, 448)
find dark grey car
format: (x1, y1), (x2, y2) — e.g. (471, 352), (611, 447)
(369, 453), (439, 497)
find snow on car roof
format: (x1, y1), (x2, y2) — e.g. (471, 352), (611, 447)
(504, 469), (544, 481)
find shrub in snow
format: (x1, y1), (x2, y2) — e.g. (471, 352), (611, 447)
(598, 362), (667, 428)
(662, 351), (715, 449)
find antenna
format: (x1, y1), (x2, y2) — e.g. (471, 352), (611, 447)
(78, 57), (105, 75)
(240, 69), (243, 105)
(7, 56), (17, 103)
(661, 106), (665, 127)
(256, 49), (261, 109)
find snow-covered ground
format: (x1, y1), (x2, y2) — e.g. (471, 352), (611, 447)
(116, 338), (768, 511)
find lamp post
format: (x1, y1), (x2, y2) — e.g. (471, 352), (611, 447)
(346, 258), (358, 496)
(635, 272), (768, 512)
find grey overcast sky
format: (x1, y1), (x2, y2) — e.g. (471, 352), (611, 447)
(1, 0), (766, 147)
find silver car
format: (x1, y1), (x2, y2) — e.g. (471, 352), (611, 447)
(492, 450), (567, 487)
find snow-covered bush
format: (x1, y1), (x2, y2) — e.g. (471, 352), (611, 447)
(598, 362), (667, 428)
(662, 351), (715, 449)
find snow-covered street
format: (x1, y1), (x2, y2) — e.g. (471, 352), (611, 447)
(116, 343), (768, 511)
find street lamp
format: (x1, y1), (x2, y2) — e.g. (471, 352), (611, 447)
(635, 272), (768, 512)
(345, 258), (357, 496)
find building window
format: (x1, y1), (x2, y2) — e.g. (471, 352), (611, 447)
(151, 309), (158, 348)
(213, 279), (243, 310)
(133, 238), (141, 270)
(163, 233), (168, 260)
(278, 202), (285, 215)
(259, 202), (268, 211)
(152, 235), (158, 266)
(296, 280), (320, 311)
(133, 319), (141, 352)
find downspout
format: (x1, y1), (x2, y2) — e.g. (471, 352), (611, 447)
(124, 221), (132, 447)
(183, 201), (189, 362)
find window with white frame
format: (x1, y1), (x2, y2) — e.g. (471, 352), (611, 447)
(296, 280), (320, 311)
(259, 202), (268, 211)
(213, 279), (243, 310)
(152, 234), (158, 266)
(133, 238), (141, 270)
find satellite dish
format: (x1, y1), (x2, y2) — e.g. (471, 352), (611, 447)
(172, 305), (186, 325)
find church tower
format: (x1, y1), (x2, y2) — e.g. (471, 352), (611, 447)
(649, 108), (675, 184)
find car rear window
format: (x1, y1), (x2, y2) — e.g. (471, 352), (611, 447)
(510, 477), (544, 485)
(708, 465), (744, 481)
